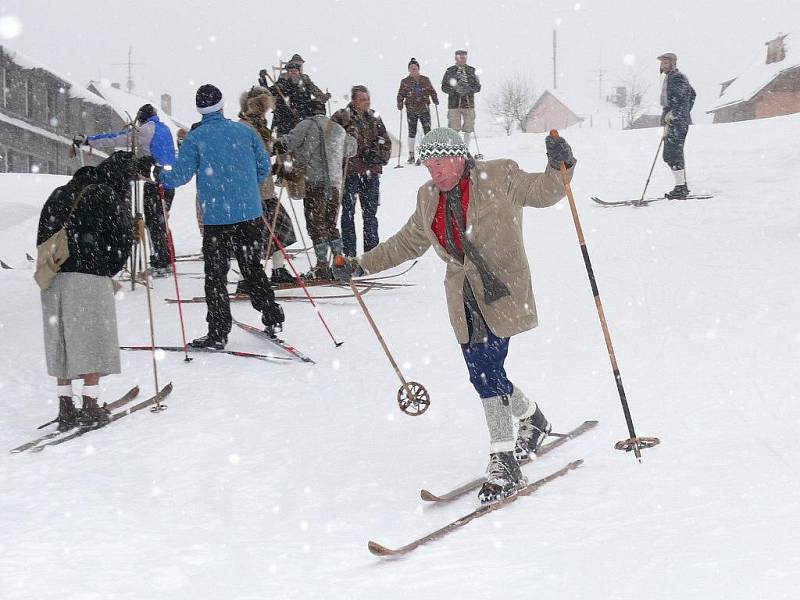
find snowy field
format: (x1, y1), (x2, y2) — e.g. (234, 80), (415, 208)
(1, 115), (799, 599)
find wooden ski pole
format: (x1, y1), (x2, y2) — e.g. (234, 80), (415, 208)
(264, 185), (285, 263)
(138, 224), (167, 413)
(549, 128), (659, 460)
(348, 279), (429, 416)
(633, 126), (667, 207)
(395, 109), (404, 169)
(158, 183), (191, 362)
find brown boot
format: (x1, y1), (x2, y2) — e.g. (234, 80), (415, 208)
(78, 395), (110, 427)
(56, 396), (80, 432)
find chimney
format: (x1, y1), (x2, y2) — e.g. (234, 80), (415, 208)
(160, 93), (172, 116)
(766, 34), (787, 65)
(111, 82), (121, 90)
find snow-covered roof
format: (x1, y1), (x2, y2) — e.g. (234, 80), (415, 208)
(1, 44), (109, 106)
(708, 34), (800, 112)
(0, 110), (108, 158)
(87, 82), (191, 135)
(528, 88), (625, 128)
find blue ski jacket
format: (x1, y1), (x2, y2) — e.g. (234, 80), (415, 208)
(159, 111), (271, 226)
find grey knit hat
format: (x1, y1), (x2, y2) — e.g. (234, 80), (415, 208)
(418, 128), (468, 162)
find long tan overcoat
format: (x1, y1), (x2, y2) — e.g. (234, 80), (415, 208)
(359, 159), (574, 343)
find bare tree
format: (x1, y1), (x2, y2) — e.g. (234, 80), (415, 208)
(617, 69), (651, 129)
(487, 75), (536, 135)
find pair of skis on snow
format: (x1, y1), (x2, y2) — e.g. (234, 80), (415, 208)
(368, 420), (598, 557)
(121, 320), (315, 365)
(10, 383), (173, 454)
(591, 194), (713, 207)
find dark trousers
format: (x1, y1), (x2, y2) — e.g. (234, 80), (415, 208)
(341, 173), (380, 257)
(663, 122), (689, 171)
(406, 109), (432, 139)
(460, 307), (513, 398)
(143, 180), (174, 268)
(203, 218), (276, 337)
(304, 184), (340, 245)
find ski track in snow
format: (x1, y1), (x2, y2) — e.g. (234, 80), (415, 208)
(1, 117), (799, 599)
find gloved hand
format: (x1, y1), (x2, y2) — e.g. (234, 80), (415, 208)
(545, 135), (575, 170)
(258, 69), (269, 87)
(664, 111), (675, 125)
(320, 92), (332, 102)
(272, 140), (288, 156)
(332, 255), (364, 282)
(397, 103), (403, 111)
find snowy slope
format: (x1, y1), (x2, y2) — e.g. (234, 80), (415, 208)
(1, 115), (799, 599)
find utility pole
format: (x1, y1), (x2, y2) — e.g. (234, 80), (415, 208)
(596, 67), (607, 101)
(552, 29), (558, 90)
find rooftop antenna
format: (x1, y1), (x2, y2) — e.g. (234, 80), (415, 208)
(112, 46), (145, 93)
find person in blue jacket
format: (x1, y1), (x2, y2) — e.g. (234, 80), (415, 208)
(74, 104), (177, 274)
(160, 84), (284, 348)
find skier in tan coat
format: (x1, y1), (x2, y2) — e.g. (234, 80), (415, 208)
(335, 127), (576, 503)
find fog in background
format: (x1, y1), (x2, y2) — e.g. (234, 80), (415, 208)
(1, 0), (797, 130)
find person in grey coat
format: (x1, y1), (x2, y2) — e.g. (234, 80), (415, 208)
(278, 100), (357, 279)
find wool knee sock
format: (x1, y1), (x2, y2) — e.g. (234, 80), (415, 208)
(481, 395), (515, 453)
(510, 386), (537, 419)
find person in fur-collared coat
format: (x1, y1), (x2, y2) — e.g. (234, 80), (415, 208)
(238, 86), (297, 285)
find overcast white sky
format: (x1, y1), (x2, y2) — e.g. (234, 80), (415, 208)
(0, 0), (797, 129)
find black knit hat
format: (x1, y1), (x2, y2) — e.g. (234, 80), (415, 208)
(196, 84), (224, 114)
(290, 53), (304, 63)
(408, 57), (420, 68)
(135, 103), (156, 124)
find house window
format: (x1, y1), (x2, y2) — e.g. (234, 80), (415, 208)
(7, 148), (26, 173)
(25, 79), (32, 118)
(28, 155), (42, 174)
(46, 86), (58, 126)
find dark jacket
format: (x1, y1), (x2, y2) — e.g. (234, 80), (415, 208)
(269, 77), (315, 135)
(441, 64), (481, 109)
(397, 75), (439, 112)
(661, 68), (696, 126)
(37, 152), (134, 277)
(331, 105), (392, 176)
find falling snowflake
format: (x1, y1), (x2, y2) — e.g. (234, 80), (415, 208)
(0, 16), (22, 40)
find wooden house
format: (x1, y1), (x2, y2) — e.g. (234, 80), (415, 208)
(708, 34), (800, 123)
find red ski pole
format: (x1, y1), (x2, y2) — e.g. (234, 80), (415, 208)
(159, 183), (192, 362)
(261, 215), (343, 347)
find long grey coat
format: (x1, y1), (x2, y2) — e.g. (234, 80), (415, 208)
(359, 159), (574, 343)
(280, 115), (357, 189)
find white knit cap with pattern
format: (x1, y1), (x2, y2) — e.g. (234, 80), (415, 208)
(418, 127), (468, 162)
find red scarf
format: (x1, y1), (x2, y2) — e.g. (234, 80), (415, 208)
(431, 176), (470, 254)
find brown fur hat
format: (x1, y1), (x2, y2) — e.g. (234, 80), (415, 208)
(239, 86), (274, 114)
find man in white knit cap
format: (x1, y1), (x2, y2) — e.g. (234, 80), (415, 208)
(335, 127), (577, 504)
